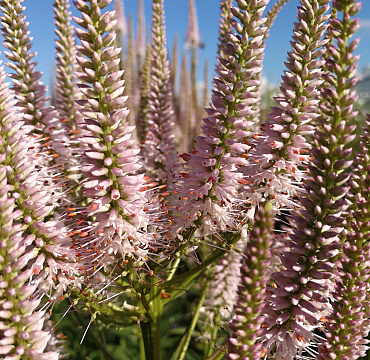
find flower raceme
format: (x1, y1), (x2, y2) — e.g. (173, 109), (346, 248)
(260, 0), (362, 358)
(245, 0), (330, 211)
(141, 0), (178, 186)
(0, 59), (78, 358)
(73, 0), (156, 270)
(171, 0), (269, 239)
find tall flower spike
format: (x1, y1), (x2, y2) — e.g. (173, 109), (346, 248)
(170, 34), (178, 100)
(0, 62), (79, 299)
(260, 0), (359, 357)
(318, 123), (370, 359)
(124, 16), (137, 125)
(0, 60), (61, 359)
(53, 0), (84, 187)
(201, 250), (242, 346)
(316, 1), (367, 359)
(177, 51), (193, 152)
(171, 0), (269, 238)
(114, 0), (127, 72)
(0, 0), (73, 202)
(186, 0), (202, 117)
(245, 0), (330, 210)
(114, 0), (127, 37)
(53, 0), (82, 130)
(250, 0), (293, 131)
(202, 59), (209, 110)
(170, 34), (181, 136)
(0, 0), (61, 138)
(141, 0), (178, 185)
(217, 0), (233, 55)
(0, 168), (58, 360)
(185, 0), (202, 50)
(136, 0), (146, 68)
(73, 0), (154, 268)
(136, 43), (151, 145)
(225, 203), (274, 360)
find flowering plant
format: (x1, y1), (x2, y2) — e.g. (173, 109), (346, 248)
(0, 0), (369, 359)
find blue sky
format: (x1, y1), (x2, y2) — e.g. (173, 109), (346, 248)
(0, 0), (369, 91)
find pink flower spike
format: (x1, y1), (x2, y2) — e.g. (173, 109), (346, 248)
(74, 0), (156, 271)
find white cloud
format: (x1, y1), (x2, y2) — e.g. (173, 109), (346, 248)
(360, 19), (370, 29)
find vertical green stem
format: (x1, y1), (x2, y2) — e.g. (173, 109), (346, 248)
(140, 280), (163, 360)
(139, 329), (146, 360)
(169, 276), (211, 360)
(204, 311), (221, 358)
(177, 277), (210, 360)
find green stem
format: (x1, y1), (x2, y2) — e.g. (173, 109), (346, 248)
(204, 350), (224, 360)
(141, 279), (163, 360)
(139, 328), (146, 360)
(204, 311), (221, 358)
(172, 277), (211, 360)
(166, 256), (181, 281)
